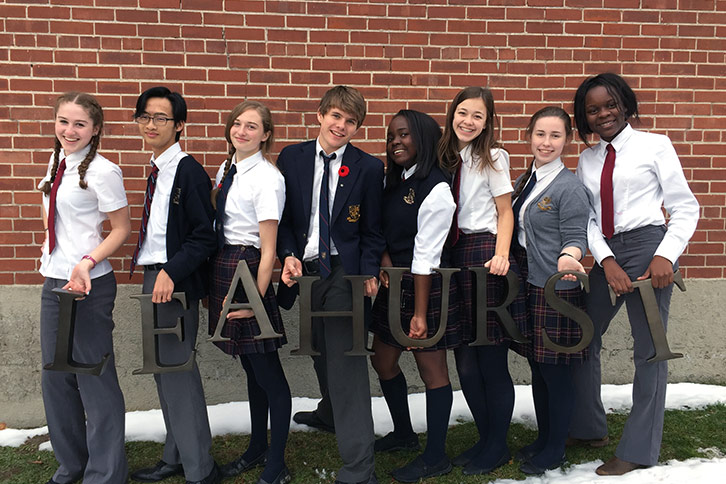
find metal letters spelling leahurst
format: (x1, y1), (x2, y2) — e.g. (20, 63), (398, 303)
(130, 292), (195, 375)
(44, 288), (110, 376)
(47, 265), (686, 374)
(607, 269), (686, 362)
(208, 260), (283, 343)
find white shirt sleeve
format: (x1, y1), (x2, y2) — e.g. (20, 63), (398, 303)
(411, 182), (456, 275)
(652, 139), (700, 263)
(487, 149), (514, 198)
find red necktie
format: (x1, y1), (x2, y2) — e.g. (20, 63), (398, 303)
(446, 159), (462, 247)
(130, 164), (159, 276)
(47, 158), (66, 254)
(600, 143), (616, 239)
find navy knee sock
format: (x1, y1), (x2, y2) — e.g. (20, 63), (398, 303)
(421, 383), (453, 465)
(521, 358), (549, 455)
(380, 372), (415, 438)
(471, 345), (513, 466)
(454, 346), (487, 457)
(243, 352), (292, 481)
(529, 362), (573, 468)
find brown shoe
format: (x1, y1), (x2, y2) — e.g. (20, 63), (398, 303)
(565, 435), (610, 448)
(596, 456), (647, 476)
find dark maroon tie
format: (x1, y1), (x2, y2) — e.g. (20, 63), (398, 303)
(600, 144), (616, 239)
(130, 164), (159, 275)
(47, 158), (66, 254)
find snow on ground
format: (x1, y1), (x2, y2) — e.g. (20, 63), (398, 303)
(2, 383), (725, 483)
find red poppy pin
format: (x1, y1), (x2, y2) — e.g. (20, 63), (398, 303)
(338, 165), (349, 177)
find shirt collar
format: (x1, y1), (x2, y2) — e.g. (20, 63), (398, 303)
(533, 157), (564, 178)
(316, 138), (347, 162)
(150, 142), (182, 171)
(235, 150), (266, 175)
(598, 123), (633, 154)
(402, 163), (419, 180)
(59, 144), (92, 168)
(458, 143), (473, 165)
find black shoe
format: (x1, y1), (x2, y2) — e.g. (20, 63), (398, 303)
(256, 466), (292, 484)
(390, 455), (452, 482)
(220, 451), (267, 478)
(293, 410), (335, 433)
(374, 432), (420, 452)
(451, 441), (483, 467)
(186, 463), (221, 484)
(45, 480), (61, 484)
(519, 455), (566, 475)
(131, 460), (184, 482)
(462, 450), (511, 475)
(514, 444), (540, 463)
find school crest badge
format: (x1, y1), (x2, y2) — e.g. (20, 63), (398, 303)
(403, 188), (415, 205)
(537, 197), (552, 211)
(347, 204), (360, 222)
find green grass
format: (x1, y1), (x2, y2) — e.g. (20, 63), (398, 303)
(2, 405), (725, 484)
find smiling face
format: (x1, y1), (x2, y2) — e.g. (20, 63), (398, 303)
(137, 97), (183, 158)
(584, 85), (627, 142)
(386, 115), (417, 170)
(530, 116), (569, 168)
(230, 108), (270, 161)
(317, 107), (360, 154)
(54, 102), (99, 156)
(452, 96), (487, 150)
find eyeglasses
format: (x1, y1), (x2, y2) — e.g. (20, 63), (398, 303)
(134, 114), (174, 126)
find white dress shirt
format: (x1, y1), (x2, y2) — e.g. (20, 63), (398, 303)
(576, 124), (699, 264)
(39, 145), (128, 280)
(136, 142), (187, 266)
(515, 158), (566, 248)
(302, 139), (347, 261)
(457, 145), (513, 234)
(399, 165), (457, 275)
(214, 151), (285, 248)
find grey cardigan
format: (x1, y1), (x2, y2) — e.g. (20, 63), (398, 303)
(516, 167), (593, 290)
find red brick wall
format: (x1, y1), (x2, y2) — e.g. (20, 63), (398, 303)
(2, 0), (724, 284)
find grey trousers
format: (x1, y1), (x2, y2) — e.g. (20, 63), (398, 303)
(570, 225), (672, 466)
(309, 262), (376, 483)
(143, 269), (214, 481)
(41, 273), (128, 484)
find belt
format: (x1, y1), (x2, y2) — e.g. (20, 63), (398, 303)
(144, 263), (165, 271)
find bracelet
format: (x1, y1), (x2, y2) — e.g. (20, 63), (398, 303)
(81, 254), (98, 268)
(558, 252), (577, 260)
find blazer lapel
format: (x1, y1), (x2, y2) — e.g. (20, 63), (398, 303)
(297, 141), (316, 222)
(331, 145), (361, 223)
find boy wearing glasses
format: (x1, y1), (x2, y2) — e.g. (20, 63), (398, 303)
(129, 87), (220, 484)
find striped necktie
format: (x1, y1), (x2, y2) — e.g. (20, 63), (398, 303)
(512, 170), (537, 236)
(130, 163), (159, 276)
(215, 163), (237, 249)
(318, 151), (336, 279)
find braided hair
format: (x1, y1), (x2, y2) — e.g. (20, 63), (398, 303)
(40, 92), (103, 195)
(211, 101), (275, 208)
(513, 106), (573, 199)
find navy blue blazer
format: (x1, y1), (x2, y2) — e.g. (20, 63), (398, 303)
(162, 155), (217, 301)
(276, 140), (385, 309)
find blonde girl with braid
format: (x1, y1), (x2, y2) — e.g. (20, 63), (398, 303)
(38, 92), (131, 484)
(208, 101), (292, 484)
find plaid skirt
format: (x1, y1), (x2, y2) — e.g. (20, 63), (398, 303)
(510, 246), (588, 364)
(208, 244), (286, 355)
(371, 271), (462, 350)
(451, 232), (527, 346)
